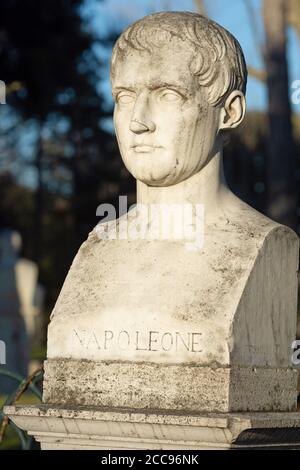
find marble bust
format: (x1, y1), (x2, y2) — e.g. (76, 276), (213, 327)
(44, 12), (299, 413)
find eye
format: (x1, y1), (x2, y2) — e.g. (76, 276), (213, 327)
(160, 90), (182, 102)
(117, 92), (135, 104)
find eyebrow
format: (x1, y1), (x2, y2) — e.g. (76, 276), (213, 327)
(112, 86), (135, 95)
(112, 83), (190, 96)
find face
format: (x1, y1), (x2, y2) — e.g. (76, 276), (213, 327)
(112, 43), (221, 186)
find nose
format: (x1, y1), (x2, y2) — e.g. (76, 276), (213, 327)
(130, 120), (153, 134)
(130, 93), (156, 134)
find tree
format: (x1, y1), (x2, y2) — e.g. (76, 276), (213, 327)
(263, 0), (297, 227)
(0, 0), (107, 260)
(0, 1), (135, 311)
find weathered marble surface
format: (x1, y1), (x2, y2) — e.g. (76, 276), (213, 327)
(48, 211), (298, 368)
(6, 404), (300, 449)
(44, 11), (299, 413)
(45, 203), (298, 411)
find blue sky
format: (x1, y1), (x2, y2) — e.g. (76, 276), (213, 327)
(83, 0), (300, 113)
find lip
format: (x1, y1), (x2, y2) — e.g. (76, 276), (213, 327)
(131, 145), (162, 153)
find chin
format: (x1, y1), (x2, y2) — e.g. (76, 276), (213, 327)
(127, 161), (177, 187)
(141, 169), (200, 187)
(134, 172), (171, 186)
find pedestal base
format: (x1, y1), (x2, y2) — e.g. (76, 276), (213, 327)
(5, 404), (300, 450)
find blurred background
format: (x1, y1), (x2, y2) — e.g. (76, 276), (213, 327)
(0, 0), (300, 423)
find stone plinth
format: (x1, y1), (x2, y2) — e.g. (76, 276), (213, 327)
(43, 359), (298, 413)
(44, 222), (299, 414)
(5, 404), (300, 450)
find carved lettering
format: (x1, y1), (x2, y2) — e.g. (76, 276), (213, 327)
(118, 330), (130, 350)
(104, 330), (114, 349)
(73, 329), (85, 346)
(148, 331), (159, 351)
(135, 331), (148, 351)
(191, 332), (202, 352)
(87, 331), (101, 349)
(175, 332), (190, 351)
(73, 329), (202, 353)
(161, 332), (173, 351)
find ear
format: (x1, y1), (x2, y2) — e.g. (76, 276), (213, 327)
(219, 91), (246, 130)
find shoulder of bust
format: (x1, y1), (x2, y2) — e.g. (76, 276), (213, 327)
(226, 197), (299, 245)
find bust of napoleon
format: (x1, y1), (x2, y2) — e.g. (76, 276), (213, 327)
(45, 13), (299, 413)
(111, 11), (246, 218)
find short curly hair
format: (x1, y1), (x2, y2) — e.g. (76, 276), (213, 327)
(111, 11), (247, 107)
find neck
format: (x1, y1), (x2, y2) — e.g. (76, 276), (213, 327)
(136, 149), (231, 223)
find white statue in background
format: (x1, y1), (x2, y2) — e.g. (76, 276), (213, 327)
(0, 229), (44, 392)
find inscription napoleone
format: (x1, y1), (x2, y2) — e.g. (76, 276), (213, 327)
(73, 329), (202, 353)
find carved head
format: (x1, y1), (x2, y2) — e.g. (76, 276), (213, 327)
(111, 12), (247, 186)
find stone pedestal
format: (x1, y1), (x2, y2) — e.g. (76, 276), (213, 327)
(42, 359), (298, 413)
(5, 404), (300, 450)
(42, 222), (299, 415)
